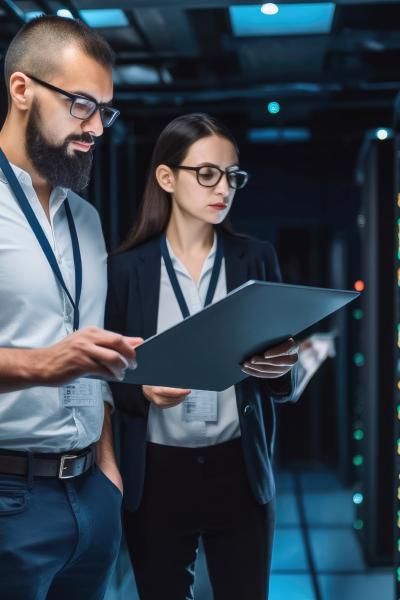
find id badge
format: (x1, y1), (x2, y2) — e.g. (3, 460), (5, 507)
(60, 378), (101, 407)
(182, 390), (218, 423)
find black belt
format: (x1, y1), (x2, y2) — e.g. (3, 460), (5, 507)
(0, 446), (95, 480)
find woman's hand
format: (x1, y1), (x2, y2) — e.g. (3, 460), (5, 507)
(142, 385), (191, 408)
(241, 338), (298, 379)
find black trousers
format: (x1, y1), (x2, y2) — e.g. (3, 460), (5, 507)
(124, 438), (275, 600)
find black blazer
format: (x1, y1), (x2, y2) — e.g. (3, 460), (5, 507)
(105, 231), (298, 512)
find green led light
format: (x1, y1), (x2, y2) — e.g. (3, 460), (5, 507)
(353, 519), (364, 530)
(353, 353), (365, 367)
(353, 493), (364, 505)
(398, 249), (400, 260)
(353, 308), (364, 320)
(353, 429), (364, 441)
(353, 454), (363, 467)
(397, 566), (400, 582)
(397, 539), (400, 552)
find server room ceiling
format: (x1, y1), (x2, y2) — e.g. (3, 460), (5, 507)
(1, 0), (400, 141)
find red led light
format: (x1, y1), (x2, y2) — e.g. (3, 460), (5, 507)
(354, 280), (365, 292)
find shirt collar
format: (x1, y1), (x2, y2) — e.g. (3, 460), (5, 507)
(0, 162), (69, 200)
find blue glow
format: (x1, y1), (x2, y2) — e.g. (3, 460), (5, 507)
(230, 3), (335, 37)
(376, 128), (389, 141)
(247, 127), (311, 143)
(25, 11), (44, 21)
(80, 9), (129, 28)
(268, 101), (281, 114)
(26, 8), (129, 28)
(353, 493), (364, 505)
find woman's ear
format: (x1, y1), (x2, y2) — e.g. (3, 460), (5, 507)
(156, 164), (175, 193)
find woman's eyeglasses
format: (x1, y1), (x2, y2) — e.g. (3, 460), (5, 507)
(26, 74), (120, 128)
(173, 165), (249, 190)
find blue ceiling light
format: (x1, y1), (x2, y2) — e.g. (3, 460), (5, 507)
(57, 9), (74, 19)
(230, 3), (335, 37)
(261, 3), (279, 15)
(247, 127), (311, 143)
(267, 101), (280, 114)
(79, 9), (129, 29)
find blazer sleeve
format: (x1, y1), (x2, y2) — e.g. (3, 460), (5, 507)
(105, 256), (149, 418)
(258, 241), (299, 404)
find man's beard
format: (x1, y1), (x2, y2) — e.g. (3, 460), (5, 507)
(26, 101), (94, 192)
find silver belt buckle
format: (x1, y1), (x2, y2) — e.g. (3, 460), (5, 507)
(58, 454), (78, 479)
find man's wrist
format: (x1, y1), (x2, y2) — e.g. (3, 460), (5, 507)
(17, 348), (51, 385)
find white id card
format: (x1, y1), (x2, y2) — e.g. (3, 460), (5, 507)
(60, 378), (101, 407)
(182, 390), (218, 423)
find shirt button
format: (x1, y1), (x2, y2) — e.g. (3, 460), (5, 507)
(197, 455), (205, 465)
(242, 404), (254, 417)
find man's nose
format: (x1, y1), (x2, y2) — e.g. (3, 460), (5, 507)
(82, 109), (104, 137)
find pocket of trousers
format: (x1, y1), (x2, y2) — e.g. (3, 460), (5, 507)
(96, 466), (123, 498)
(0, 489), (28, 516)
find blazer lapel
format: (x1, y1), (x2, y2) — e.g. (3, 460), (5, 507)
(135, 237), (161, 339)
(222, 232), (249, 291)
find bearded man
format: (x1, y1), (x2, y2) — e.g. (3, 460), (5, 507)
(0, 15), (141, 600)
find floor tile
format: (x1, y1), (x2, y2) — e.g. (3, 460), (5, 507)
(194, 539), (213, 600)
(275, 471), (296, 494)
(270, 574), (316, 600)
(303, 490), (354, 526)
(299, 471), (342, 492)
(309, 529), (364, 572)
(318, 573), (393, 600)
(271, 528), (309, 571)
(276, 492), (300, 526)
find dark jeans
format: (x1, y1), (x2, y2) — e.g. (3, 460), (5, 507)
(124, 438), (275, 600)
(0, 464), (122, 600)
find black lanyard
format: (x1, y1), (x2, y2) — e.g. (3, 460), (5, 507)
(160, 232), (224, 319)
(0, 148), (82, 331)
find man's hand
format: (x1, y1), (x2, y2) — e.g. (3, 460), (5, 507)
(33, 327), (143, 385)
(97, 404), (123, 494)
(98, 461), (124, 495)
(241, 338), (298, 379)
(142, 385), (191, 409)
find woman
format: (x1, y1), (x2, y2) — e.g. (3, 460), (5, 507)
(106, 113), (298, 600)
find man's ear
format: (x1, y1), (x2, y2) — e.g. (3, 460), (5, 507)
(9, 72), (33, 113)
(156, 164), (175, 194)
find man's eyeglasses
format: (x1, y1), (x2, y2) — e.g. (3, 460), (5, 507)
(26, 74), (120, 128)
(173, 165), (249, 190)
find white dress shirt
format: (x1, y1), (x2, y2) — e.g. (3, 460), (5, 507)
(147, 235), (241, 448)
(0, 162), (112, 452)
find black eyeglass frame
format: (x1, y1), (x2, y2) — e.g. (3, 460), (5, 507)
(172, 165), (249, 190)
(25, 74), (120, 128)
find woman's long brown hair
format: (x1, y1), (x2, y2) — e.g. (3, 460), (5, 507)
(118, 113), (238, 253)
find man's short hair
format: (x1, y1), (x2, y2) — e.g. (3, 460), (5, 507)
(4, 16), (115, 98)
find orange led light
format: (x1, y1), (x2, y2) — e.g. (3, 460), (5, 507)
(354, 280), (365, 292)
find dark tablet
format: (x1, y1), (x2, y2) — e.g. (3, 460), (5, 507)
(117, 280), (359, 391)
